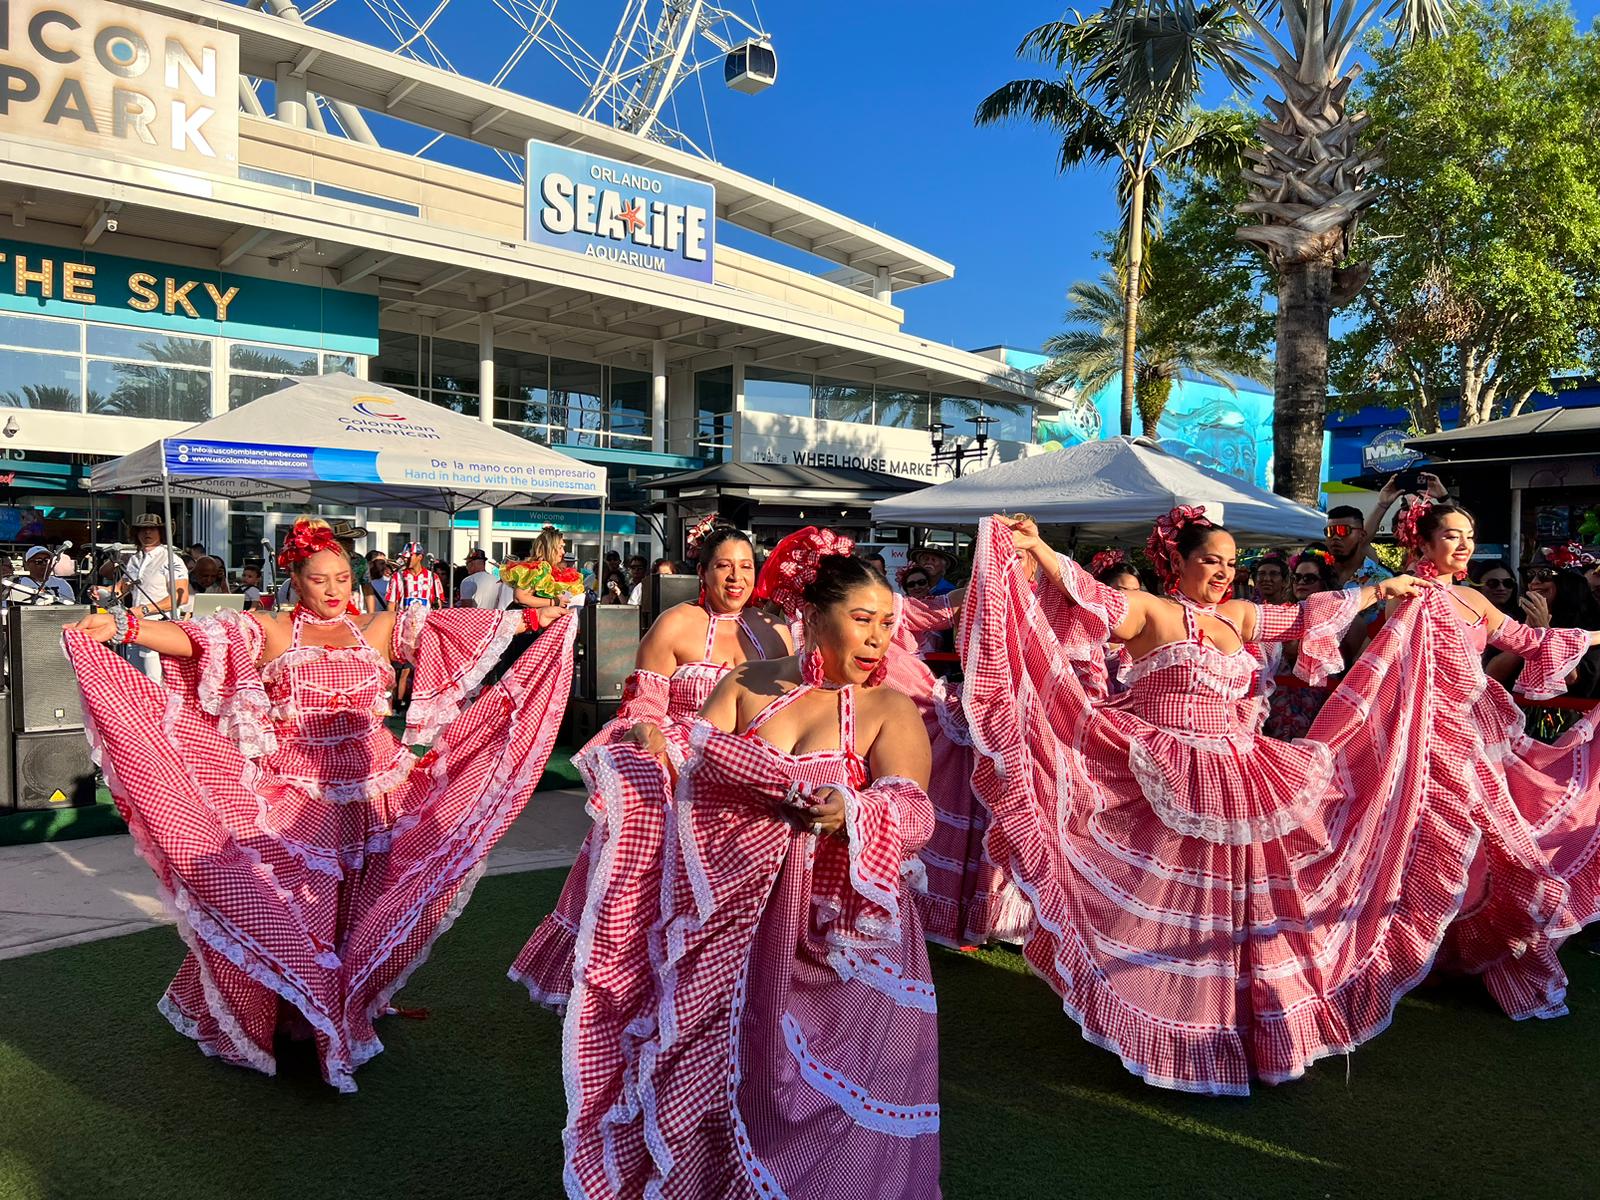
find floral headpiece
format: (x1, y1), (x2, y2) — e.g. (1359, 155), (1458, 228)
(1145, 505), (1212, 590)
(685, 513), (722, 558)
(277, 520), (343, 572)
(1290, 547), (1334, 572)
(896, 562), (930, 589)
(1393, 496), (1432, 552)
(753, 526), (855, 619)
(1543, 542), (1599, 572)
(1088, 548), (1126, 578)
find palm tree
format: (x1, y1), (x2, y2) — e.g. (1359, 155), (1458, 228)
(977, 4), (1254, 436)
(1039, 271), (1271, 434)
(1100, 0), (1452, 503)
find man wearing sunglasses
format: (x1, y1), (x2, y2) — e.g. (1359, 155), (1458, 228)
(1326, 471), (1449, 590)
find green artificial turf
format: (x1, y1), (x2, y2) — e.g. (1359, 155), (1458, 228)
(1, 868), (1598, 1199)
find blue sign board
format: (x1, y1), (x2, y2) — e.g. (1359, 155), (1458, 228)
(164, 440), (383, 484)
(0, 237), (377, 356)
(525, 139), (715, 284)
(1361, 428), (1421, 474)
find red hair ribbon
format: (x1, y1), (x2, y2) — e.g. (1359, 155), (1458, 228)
(753, 526), (855, 619)
(276, 520), (343, 572)
(685, 513), (720, 558)
(1393, 496), (1432, 553)
(1088, 548), (1125, 577)
(1144, 505), (1211, 590)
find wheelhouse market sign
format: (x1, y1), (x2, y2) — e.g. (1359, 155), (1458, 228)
(524, 137), (715, 284)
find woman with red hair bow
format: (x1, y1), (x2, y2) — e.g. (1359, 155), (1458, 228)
(64, 517), (577, 1092)
(525, 530), (940, 1198)
(509, 517), (791, 1002)
(965, 506), (1523, 1095)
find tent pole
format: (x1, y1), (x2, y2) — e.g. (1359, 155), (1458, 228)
(599, 489), (609, 560)
(161, 445), (178, 619)
(87, 488), (98, 606)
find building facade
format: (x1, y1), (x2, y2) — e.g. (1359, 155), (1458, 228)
(0, 0), (1040, 574)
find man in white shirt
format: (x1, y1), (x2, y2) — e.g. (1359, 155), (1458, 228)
(457, 548), (492, 606)
(116, 513), (190, 682)
(6, 546), (78, 605)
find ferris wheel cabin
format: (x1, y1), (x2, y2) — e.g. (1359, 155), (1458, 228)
(725, 39), (778, 94)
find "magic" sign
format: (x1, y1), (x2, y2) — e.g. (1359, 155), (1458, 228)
(525, 138), (715, 284)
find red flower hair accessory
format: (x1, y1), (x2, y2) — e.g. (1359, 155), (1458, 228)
(1393, 496), (1432, 552)
(1291, 547), (1335, 572)
(276, 519), (343, 572)
(753, 526), (856, 618)
(685, 513), (721, 558)
(1144, 505), (1211, 590)
(1543, 542), (1597, 571)
(1088, 548), (1125, 577)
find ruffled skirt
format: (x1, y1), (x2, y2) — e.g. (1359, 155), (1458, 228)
(65, 621), (575, 1092)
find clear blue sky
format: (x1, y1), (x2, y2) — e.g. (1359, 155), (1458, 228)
(309, 0), (1600, 356)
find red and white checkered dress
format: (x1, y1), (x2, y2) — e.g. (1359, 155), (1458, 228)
(64, 604), (576, 1093)
(960, 517), (1588, 1095)
(510, 607), (777, 1005)
(885, 593), (1031, 950)
(545, 682), (939, 1199)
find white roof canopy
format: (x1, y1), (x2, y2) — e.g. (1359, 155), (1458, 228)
(89, 374), (606, 511)
(872, 437), (1326, 546)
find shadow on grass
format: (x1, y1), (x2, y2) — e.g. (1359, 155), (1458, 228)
(1, 871), (1598, 1199)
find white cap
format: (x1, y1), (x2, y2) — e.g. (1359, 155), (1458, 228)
(24, 545), (50, 562)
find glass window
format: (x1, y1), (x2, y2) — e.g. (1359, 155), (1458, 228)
(984, 403), (1034, 443)
(551, 357), (603, 447)
(228, 374), (293, 408)
(493, 348), (551, 438)
(88, 360), (211, 422)
(814, 377), (873, 424)
(0, 312), (80, 353)
(373, 329), (420, 392)
(428, 337), (478, 395)
(229, 342), (317, 375)
(694, 366), (733, 462)
(609, 366), (652, 444)
(87, 326), (210, 367)
(935, 395), (984, 439)
(874, 389), (929, 431)
(744, 368), (812, 418)
(322, 354), (357, 377)
(0, 349), (82, 410)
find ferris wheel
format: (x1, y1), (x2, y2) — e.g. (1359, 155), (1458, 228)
(253, 0), (776, 164)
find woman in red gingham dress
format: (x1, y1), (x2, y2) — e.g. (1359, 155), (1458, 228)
(510, 522), (791, 1002)
(63, 518), (576, 1092)
(548, 545), (939, 1199)
(883, 586), (1032, 949)
(1383, 499), (1600, 1020)
(964, 509), (1502, 1096)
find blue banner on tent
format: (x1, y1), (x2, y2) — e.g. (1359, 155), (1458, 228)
(163, 440), (382, 483)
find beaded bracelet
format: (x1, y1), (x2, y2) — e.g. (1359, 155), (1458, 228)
(110, 607), (129, 644)
(123, 608), (142, 645)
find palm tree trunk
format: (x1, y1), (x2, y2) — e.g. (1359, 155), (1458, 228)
(1120, 172), (1145, 438)
(1272, 260), (1332, 506)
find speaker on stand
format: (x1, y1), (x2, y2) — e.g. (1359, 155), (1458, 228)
(577, 603), (641, 703)
(4, 604), (94, 813)
(644, 573), (701, 633)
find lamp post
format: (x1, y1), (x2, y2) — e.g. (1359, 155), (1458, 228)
(930, 414), (993, 478)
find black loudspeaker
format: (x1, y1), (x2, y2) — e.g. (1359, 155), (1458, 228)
(578, 604), (640, 701)
(10, 605), (89, 732)
(645, 574), (700, 630)
(12, 730), (95, 810)
(563, 699), (622, 749)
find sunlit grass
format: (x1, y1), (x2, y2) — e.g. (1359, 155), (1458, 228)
(1, 870), (1597, 1199)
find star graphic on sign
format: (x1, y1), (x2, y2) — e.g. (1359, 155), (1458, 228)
(618, 201), (646, 235)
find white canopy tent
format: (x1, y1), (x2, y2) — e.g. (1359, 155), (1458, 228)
(872, 436), (1326, 547)
(89, 373), (608, 599)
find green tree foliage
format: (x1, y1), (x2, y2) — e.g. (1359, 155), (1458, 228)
(1333, 1), (1600, 431)
(977, 4), (1253, 436)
